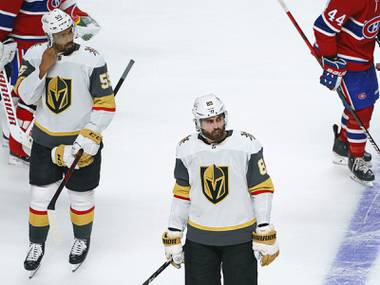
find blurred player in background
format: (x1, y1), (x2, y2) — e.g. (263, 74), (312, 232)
(313, 0), (380, 185)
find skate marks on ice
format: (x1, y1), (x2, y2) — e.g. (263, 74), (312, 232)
(324, 163), (380, 285)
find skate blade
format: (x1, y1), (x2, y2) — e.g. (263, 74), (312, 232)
(72, 262), (83, 273)
(333, 154), (348, 165)
(27, 265), (41, 279)
(8, 155), (29, 167)
(333, 154), (372, 168)
(349, 174), (374, 187)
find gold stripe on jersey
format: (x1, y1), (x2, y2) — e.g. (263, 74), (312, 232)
(249, 178), (274, 195)
(93, 94), (115, 111)
(34, 121), (80, 136)
(188, 218), (256, 232)
(13, 76), (25, 96)
(173, 183), (191, 199)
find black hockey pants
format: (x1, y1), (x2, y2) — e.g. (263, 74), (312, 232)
(184, 239), (258, 285)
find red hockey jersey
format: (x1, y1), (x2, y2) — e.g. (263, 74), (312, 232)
(0, 0), (87, 49)
(314, 0), (380, 71)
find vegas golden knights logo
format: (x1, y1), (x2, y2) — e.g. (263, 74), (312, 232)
(200, 165), (229, 204)
(46, 76), (72, 114)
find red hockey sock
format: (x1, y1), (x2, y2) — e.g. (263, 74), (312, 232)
(338, 128), (347, 142)
(339, 110), (349, 142)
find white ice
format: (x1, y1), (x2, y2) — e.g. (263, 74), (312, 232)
(1, 0), (380, 284)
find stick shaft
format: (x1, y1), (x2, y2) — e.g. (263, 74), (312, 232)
(114, 59), (135, 95)
(142, 261), (171, 285)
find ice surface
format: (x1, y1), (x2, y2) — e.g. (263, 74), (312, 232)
(1, 0), (380, 284)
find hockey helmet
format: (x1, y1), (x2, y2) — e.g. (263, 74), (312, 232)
(42, 9), (74, 46)
(192, 94), (228, 132)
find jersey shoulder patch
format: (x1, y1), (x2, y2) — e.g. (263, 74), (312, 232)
(176, 133), (197, 158)
(83, 46), (100, 57)
(234, 130), (262, 155)
(78, 45), (105, 68)
(178, 134), (192, 146)
(240, 131), (256, 141)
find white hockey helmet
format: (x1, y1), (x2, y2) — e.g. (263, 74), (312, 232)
(192, 94), (228, 131)
(41, 9), (74, 46)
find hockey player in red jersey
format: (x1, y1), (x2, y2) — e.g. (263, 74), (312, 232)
(0, 0), (100, 165)
(313, 0), (380, 185)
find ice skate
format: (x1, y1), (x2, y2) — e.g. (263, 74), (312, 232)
(69, 238), (90, 272)
(348, 156), (375, 187)
(332, 124), (372, 167)
(24, 243), (44, 279)
(8, 152), (30, 166)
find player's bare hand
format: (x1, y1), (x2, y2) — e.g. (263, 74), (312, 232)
(376, 63), (380, 71)
(39, 47), (58, 78)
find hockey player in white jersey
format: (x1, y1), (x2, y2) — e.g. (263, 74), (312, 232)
(14, 9), (115, 276)
(162, 94), (279, 285)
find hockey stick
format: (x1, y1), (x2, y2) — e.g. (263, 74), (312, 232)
(47, 149), (84, 210)
(114, 59), (135, 95)
(277, 0), (380, 156)
(47, 59), (135, 210)
(46, 148), (83, 244)
(142, 260), (172, 285)
(0, 68), (33, 150)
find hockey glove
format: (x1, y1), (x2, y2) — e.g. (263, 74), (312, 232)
(162, 230), (184, 269)
(0, 39), (17, 68)
(252, 224), (279, 266)
(320, 57), (347, 91)
(72, 129), (102, 156)
(51, 144), (94, 169)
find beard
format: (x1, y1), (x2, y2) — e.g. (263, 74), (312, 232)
(54, 41), (75, 56)
(201, 125), (226, 143)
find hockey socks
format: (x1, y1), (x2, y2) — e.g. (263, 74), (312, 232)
(29, 207), (49, 244)
(70, 206), (94, 239)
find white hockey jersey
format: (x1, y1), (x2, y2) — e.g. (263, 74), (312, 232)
(168, 130), (275, 246)
(15, 42), (115, 147)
